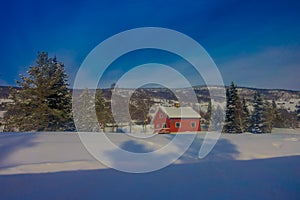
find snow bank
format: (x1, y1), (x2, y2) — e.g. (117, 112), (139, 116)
(0, 131), (300, 174)
(0, 131), (300, 199)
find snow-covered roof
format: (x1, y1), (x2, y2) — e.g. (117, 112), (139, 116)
(160, 106), (201, 118)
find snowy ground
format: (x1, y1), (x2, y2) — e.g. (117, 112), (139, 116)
(0, 131), (300, 199)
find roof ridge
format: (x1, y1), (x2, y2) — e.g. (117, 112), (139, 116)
(158, 106), (201, 118)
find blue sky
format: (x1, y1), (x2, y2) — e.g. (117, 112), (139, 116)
(0, 0), (299, 90)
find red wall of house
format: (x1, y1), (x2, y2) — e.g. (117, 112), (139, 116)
(152, 108), (201, 133)
(167, 118), (201, 132)
(152, 109), (168, 132)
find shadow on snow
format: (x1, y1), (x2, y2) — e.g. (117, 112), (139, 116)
(0, 155), (300, 200)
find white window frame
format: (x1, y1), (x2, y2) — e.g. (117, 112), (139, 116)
(175, 122), (181, 128)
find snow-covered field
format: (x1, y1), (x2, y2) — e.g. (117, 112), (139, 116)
(0, 131), (300, 199)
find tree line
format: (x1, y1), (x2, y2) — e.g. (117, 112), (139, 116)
(2, 53), (300, 132)
(222, 82), (299, 133)
(3, 52), (154, 132)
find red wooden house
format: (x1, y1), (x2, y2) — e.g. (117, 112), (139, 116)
(152, 106), (201, 133)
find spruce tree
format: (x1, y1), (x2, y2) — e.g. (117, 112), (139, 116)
(4, 52), (74, 131)
(250, 92), (267, 133)
(234, 94), (244, 133)
(224, 82), (243, 133)
(224, 84), (234, 133)
(241, 97), (251, 132)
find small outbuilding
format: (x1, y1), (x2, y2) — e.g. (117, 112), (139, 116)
(152, 106), (201, 133)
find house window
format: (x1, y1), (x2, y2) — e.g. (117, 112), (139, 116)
(159, 113), (163, 119)
(175, 122), (181, 128)
(162, 123), (167, 128)
(191, 121), (196, 128)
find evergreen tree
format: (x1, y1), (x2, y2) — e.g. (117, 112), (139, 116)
(234, 95), (244, 133)
(224, 84), (234, 133)
(250, 92), (267, 133)
(224, 82), (243, 133)
(241, 97), (251, 132)
(4, 52), (74, 131)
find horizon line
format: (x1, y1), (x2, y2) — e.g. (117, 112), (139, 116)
(1, 84), (299, 92)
